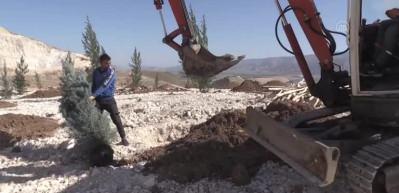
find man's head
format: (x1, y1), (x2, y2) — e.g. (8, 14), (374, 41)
(386, 8), (399, 19)
(99, 54), (111, 69)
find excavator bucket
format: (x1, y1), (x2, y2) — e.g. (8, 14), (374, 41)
(245, 107), (340, 187)
(181, 45), (245, 77)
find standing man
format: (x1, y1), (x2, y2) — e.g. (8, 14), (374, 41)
(90, 54), (129, 146)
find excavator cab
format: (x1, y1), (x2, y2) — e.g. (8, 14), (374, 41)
(154, 0), (245, 77)
(358, 5), (399, 91)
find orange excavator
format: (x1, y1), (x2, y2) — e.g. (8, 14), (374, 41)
(154, 1), (399, 193)
(153, 0), (245, 78)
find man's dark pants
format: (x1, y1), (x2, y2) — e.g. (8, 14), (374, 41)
(96, 97), (126, 139)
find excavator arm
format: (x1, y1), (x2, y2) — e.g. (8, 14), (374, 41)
(153, 0), (245, 77)
(154, 0), (192, 51)
(277, 0), (350, 107)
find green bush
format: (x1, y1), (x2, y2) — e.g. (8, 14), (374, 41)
(13, 56), (29, 95)
(1, 62), (13, 99)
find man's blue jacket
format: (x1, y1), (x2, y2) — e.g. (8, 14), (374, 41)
(91, 67), (116, 100)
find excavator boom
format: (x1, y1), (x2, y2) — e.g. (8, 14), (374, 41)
(287, 0), (334, 71)
(275, 0), (350, 107)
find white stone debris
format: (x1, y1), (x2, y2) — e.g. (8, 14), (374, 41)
(0, 90), (350, 193)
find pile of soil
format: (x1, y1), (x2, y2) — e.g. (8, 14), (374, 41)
(0, 101), (17, 108)
(132, 86), (152, 93)
(264, 100), (314, 121)
(117, 86), (152, 95)
(157, 84), (187, 92)
(212, 76), (245, 89)
(232, 80), (265, 93)
(133, 110), (277, 185)
(264, 80), (288, 87)
(0, 114), (59, 149)
(22, 88), (61, 98)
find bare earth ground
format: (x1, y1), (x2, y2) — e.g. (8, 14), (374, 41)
(0, 90), (351, 193)
(22, 88), (61, 99)
(0, 114), (58, 149)
(0, 101), (17, 109)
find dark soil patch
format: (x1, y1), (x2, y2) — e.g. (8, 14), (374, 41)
(0, 114), (59, 149)
(22, 88), (61, 98)
(232, 80), (265, 93)
(0, 101), (17, 108)
(132, 110), (278, 185)
(90, 143), (114, 167)
(0, 131), (15, 150)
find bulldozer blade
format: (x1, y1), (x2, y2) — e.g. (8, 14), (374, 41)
(245, 107), (340, 187)
(181, 45), (245, 77)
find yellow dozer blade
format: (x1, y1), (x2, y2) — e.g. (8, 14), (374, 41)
(181, 45), (245, 77)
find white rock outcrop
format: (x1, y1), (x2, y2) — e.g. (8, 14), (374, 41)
(0, 27), (89, 73)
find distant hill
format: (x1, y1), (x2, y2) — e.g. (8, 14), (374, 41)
(116, 69), (187, 88)
(150, 54), (350, 77)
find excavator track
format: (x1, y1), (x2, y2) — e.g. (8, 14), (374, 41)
(347, 137), (399, 193)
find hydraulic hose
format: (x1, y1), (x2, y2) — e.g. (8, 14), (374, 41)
(275, 6), (349, 56)
(275, 6), (295, 55)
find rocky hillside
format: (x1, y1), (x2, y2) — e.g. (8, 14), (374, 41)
(0, 27), (89, 73)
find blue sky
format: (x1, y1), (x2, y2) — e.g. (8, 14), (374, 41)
(0, 0), (397, 68)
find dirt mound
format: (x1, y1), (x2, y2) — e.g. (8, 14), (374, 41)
(22, 88), (61, 98)
(212, 76), (245, 89)
(157, 84), (187, 92)
(0, 114), (59, 149)
(264, 80), (289, 87)
(232, 80), (265, 93)
(264, 100), (314, 121)
(0, 101), (17, 108)
(134, 110), (277, 185)
(132, 85), (152, 93)
(117, 86), (152, 95)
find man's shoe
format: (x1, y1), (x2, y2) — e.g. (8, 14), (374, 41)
(118, 138), (129, 146)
